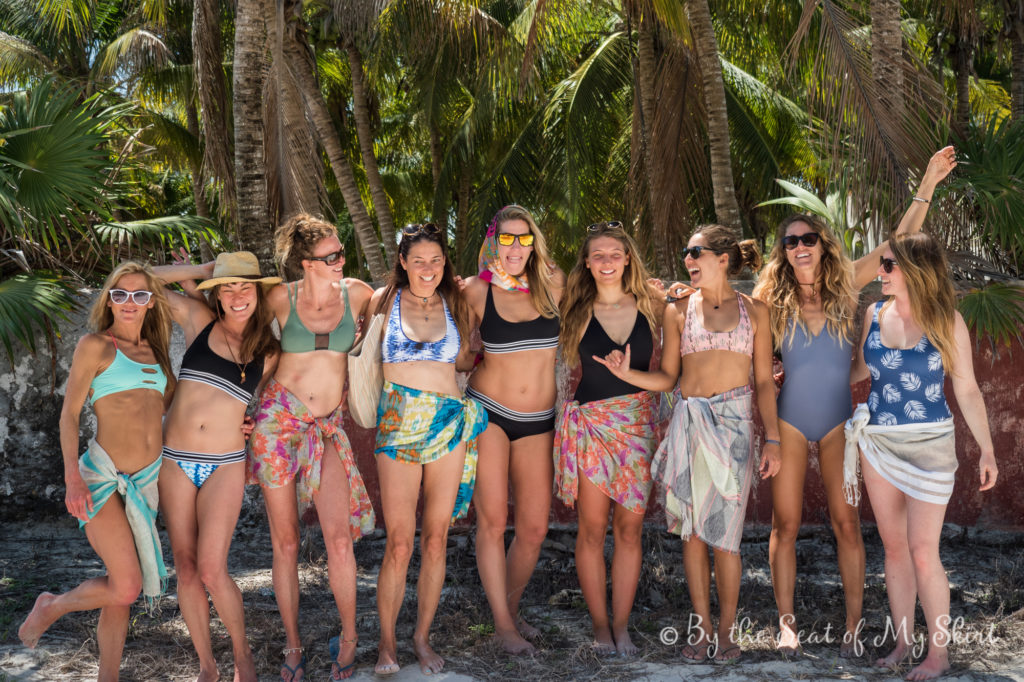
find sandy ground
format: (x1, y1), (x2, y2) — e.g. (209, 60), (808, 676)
(2, 516), (1023, 681)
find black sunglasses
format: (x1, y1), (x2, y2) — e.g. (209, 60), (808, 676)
(586, 220), (623, 232)
(880, 256), (899, 274)
(306, 249), (344, 265)
(781, 232), (821, 250)
(402, 222), (440, 237)
(682, 245), (721, 260)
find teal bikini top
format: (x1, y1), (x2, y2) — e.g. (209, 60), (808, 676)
(279, 282), (356, 353)
(89, 335), (167, 404)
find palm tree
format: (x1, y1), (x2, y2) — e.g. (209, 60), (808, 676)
(870, 0), (905, 123)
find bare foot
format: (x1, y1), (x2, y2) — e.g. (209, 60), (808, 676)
(905, 654), (949, 680)
(839, 630), (860, 658)
(232, 649), (256, 682)
(776, 617), (800, 655)
(412, 635), (444, 675)
(614, 628), (638, 657)
(18, 593), (58, 649)
(196, 665), (221, 682)
(374, 646), (400, 675)
(876, 643), (912, 668)
(332, 638), (357, 680)
(494, 627), (535, 655)
(591, 626), (616, 656)
(516, 615), (540, 641)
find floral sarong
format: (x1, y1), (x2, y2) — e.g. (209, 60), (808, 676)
(553, 391), (659, 514)
(247, 378), (375, 539)
(651, 386), (754, 554)
(374, 381), (488, 521)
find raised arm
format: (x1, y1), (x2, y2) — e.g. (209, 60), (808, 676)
(749, 297), (782, 478)
(948, 311), (998, 491)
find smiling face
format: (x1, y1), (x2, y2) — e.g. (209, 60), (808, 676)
(584, 235), (629, 286)
(215, 282), (258, 323)
(400, 239), (445, 293)
(878, 247), (905, 297)
(783, 220), (823, 277)
(496, 218), (533, 277)
(304, 235), (346, 282)
(107, 272), (154, 323)
(684, 234), (728, 288)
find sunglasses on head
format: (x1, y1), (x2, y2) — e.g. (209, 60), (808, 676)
(880, 256), (899, 274)
(586, 220), (623, 232)
(109, 289), (153, 305)
(402, 222), (440, 238)
(496, 232), (535, 247)
(782, 232), (821, 250)
(681, 245), (720, 259)
(306, 249), (344, 265)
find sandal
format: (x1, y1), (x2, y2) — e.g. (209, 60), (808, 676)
(681, 643), (710, 663)
(281, 647), (306, 682)
(714, 645), (742, 664)
(329, 635), (357, 680)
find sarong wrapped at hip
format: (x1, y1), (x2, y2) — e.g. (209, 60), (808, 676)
(79, 440), (167, 600)
(375, 381), (488, 521)
(248, 378), (376, 539)
(650, 386), (754, 554)
(844, 402), (956, 506)
(553, 391), (659, 514)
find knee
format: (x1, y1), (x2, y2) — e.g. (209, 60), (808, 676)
(272, 529), (300, 563)
(173, 555), (200, 586)
(612, 522), (642, 549)
(385, 535), (415, 566)
(476, 511), (509, 541)
(772, 516), (801, 544)
(196, 559), (229, 591)
(515, 520), (549, 550)
(832, 517), (863, 547)
(577, 522), (607, 549)
(325, 532), (355, 563)
(908, 542), (942, 573)
(110, 575), (142, 607)
(419, 531), (449, 563)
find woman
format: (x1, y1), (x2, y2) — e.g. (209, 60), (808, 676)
(248, 214), (376, 681)
(847, 234), (996, 680)
(370, 223), (487, 675)
(600, 225), (781, 663)
(462, 205), (564, 655)
(752, 147), (958, 654)
(552, 221), (667, 656)
(18, 262), (173, 681)
(153, 251), (280, 682)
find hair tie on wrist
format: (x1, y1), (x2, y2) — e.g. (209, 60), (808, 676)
(765, 438), (781, 446)
(912, 196), (930, 204)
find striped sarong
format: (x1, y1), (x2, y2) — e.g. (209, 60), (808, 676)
(79, 440), (167, 600)
(844, 402), (956, 505)
(375, 381), (488, 521)
(651, 386), (754, 554)
(553, 391), (659, 514)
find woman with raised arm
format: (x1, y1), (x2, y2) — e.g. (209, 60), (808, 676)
(599, 225), (781, 663)
(370, 223), (487, 676)
(153, 252), (280, 682)
(847, 233), (996, 680)
(552, 221), (664, 656)
(18, 262), (173, 682)
(462, 205), (564, 655)
(752, 147), (958, 655)
(247, 214), (376, 681)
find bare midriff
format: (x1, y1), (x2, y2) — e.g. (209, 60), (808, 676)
(469, 348), (558, 412)
(163, 381), (249, 453)
(383, 360), (461, 398)
(274, 350), (348, 417)
(92, 389), (165, 473)
(678, 350), (752, 399)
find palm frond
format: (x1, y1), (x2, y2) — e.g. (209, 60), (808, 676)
(0, 272), (76, 363)
(0, 29), (55, 82)
(94, 215), (224, 256)
(957, 282), (1024, 352)
(92, 27), (172, 82)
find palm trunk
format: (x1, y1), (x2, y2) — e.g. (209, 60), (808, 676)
(185, 103), (210, 220)
(284, 30), (389, 281)
(193, 0), (235, 228)
(348, 42), (397, 266)
(954, 38), (973, 130)
(870, 0), (904, 124)
(455, 161), (472, 274)
(1010, 2), (1024, 121)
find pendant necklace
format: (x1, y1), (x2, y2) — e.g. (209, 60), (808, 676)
(221, 325), (247, 384)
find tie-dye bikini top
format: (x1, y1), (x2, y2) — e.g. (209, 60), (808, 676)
(382, 288), (461, 364)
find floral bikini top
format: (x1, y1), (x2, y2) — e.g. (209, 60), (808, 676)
(680, 292), (754, 357)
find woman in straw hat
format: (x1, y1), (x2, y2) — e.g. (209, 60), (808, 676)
(153, 251), (281, 682)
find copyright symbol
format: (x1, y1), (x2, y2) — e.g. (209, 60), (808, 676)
(659, 626), (679, 646)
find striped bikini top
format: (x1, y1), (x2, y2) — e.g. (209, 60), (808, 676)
(479, 285), (559, 354)
(381, 288), (461, 364)
(89, 334), (167, 403)
(178, 321), (263, 404)
(680, 292), (754, 357)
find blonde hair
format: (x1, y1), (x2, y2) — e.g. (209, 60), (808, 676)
(887, 233), (959, 373)
(89, 261), (175, 383)
(753, 214), (856, 349)
(559, 222), (658, 367)
(492, 205), (559, 318)
(275, 213), (339, 279)
(692, 224), (763, 275)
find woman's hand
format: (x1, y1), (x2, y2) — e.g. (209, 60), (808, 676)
(759, 441), (782, 479)
(65, 471), (93, 522)
(593, 344), (632, 382)
(979, 451), (998, 491)
(922, 146), (957, 186)
(241, 415), (255, 441)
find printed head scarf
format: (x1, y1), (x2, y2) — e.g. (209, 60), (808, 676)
(478, 206), (530, 293)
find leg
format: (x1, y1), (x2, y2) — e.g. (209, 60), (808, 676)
(261, 482), (305, 681)
(505, 430), (554, 641)
(904, 497), (951, 680)
(682, 536), (714, 660)
(375, 453), (423, 675)
(609, 503), (644, 656)
(312, 442), (358, 680)
(712, 548), (743, 662)
(819, 423), (866, 655)
(413, 443), (467, 674)
(861, 454), (916, 667)
(575, 475), (614, 655)
(769, 419), (809, 652)
(195, 463), (256, 682)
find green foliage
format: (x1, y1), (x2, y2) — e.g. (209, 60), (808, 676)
(0, 273), (76, 363)
(958, 283), (1024, 351)
(757, 179), (870, 257)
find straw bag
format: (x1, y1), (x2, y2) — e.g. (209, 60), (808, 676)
(347, 313), (385, 429)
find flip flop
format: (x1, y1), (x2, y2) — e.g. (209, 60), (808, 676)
(329, 635), (357, 680)
(714, 645), (742, 664)
(681, 643), (710, 663)
(281, 653), (306, 682)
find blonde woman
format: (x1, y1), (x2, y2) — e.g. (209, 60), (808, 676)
(19, 262), (174, 682)
(753, 147), (958, 654)
(463, 205), (564, 654)
(847, 233), (996, 680)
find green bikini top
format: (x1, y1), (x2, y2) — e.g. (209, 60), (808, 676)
(279, 282), (356, 353)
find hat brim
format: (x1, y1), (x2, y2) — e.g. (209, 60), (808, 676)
(196, 275), (282, 291)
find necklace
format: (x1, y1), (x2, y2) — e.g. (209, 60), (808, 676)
(411, 289), (436, 322)
(798, 281), (818, 302)
(220, 324), (247, 384)
(596, 295), (627, 309)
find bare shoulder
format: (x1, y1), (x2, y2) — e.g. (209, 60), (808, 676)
(345, 277), (374, 305)
(73, 332), (114, 372)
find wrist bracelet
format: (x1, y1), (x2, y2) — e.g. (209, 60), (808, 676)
(765, 438), (781, 446)
(912, 196), (930, 204)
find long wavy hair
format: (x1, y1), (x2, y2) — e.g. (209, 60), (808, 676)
(207, 284), (280, 363)
(492, 205), (559, 318)
(274, 213), (339, 279)
(753, 214), (856, 348)
(693, 224), (764, 276)
(886, 233), (959, 373)
(89, 261), (175, 383)
(375, 225), (471, 347)
(559, 222), (657, 367)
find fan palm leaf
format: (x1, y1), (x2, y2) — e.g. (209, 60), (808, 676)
(0, 272), (76, 363)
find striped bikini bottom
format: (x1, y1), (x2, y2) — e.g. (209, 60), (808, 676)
(161, 446), (246, 488)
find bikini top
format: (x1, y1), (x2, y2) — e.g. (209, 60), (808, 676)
(89, 334), (167, 404)
(381, 288), (461, 364)
(178, 321), (263, 404)
(680, 292), (753, 357)
(279, 282), (356, 353)
(574, 311), (653, 404)
(479, 285), (559, 354)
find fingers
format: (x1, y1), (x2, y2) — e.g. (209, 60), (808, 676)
(979, 464), (998, 491)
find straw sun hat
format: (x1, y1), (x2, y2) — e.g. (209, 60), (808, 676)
(196, 251), (282, 291)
